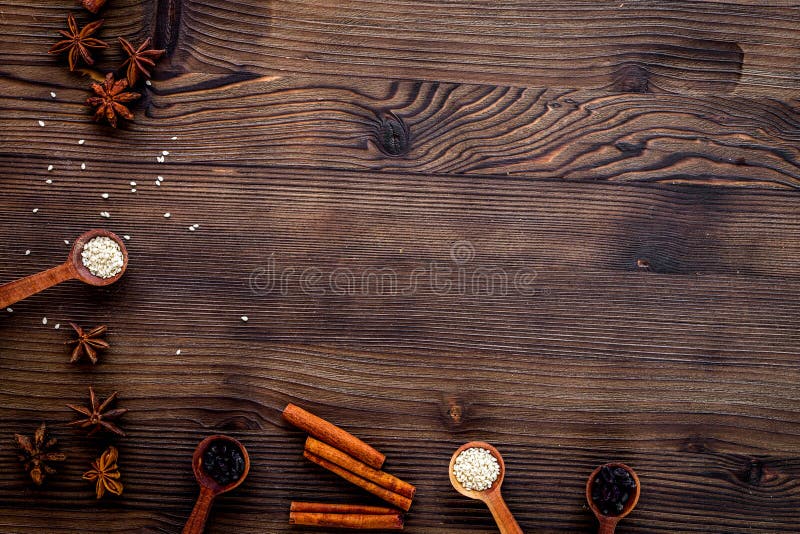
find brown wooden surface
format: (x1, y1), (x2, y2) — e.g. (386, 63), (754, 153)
(1, 1), (799, 533)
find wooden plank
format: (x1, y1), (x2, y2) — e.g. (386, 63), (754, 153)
(1, 166), (799, 531)
(2, 1), (799, 97)
(1, 69), (799, 189)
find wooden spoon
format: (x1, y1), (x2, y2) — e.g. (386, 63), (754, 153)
(449, 441), (523, 534)
(0, 229), (128, 309)
(586, 462), (641, 534)
(183, 435), (250, 534)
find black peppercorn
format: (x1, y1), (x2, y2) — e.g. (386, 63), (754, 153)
(202, 439), (245, 486)
(591, 465), (636, 516)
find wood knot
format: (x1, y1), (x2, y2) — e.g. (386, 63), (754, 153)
(739, 458), (772, 486)
(440, 395), (467, 428)
(612, 63), (650, 93)
(680, 435), (712, 453)
(376, 112), (410, 157)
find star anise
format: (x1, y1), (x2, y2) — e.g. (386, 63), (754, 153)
(86, 73), (141, 128)
(66, 322), (109, 364)
(14, 423), (67, 485)
(67, 386), (128, 436)
(48, 13), (108, 71)
(83, 446), (123, 499)
(119, 37), (165, 86)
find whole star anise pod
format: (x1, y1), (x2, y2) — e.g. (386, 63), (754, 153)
(86, 73), (141, 128)
(66, 322), (109, 364)
(119, 37), (165, 86)
(14, 422), (67, 485)
(67, 386), (128, 436)
(83, 446), (123, 499)
(48, 13), (108, 71)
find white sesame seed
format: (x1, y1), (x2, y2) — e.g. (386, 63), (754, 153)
(78, 139), (85, 145)
(123, 235), (130, 240)
(162, 150), (169, 156)
(81, 163), (86, 170)
(100, 211), (110, 218)
(50, 92), (57, 98)
(38, 120), (45, 127)
(157, 176), (163, 182)
(176, 349), (181, 355)
(54, 323), (60, 329)
(156, 155), (165, 163)
(163, 212), (171, 218)
(45, 179), (53, 184)
(188, 226), (195, 231)
(101, 193), (109, 199)
(241, 316), (249, 322)
(130, 181), (137, 186)
(131, 188), (137, 193)
(192, 224), (200, 229)
(47, 165), (54, 171)
(155, 180), (160, 186)
(145, 80), (152, 86)
(64, 240), (69, 245)
(32, 208), (39, 213)
(24, 250), (30, 255)
(6, 307), (12, 313)
(42, 317), (48, 325)
(171, 136), (178, 140)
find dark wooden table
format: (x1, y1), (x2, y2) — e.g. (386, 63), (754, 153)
(2, 1), (799, 532)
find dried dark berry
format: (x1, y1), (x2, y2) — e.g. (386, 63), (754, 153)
(202, 439), (245, 486)
(591, 465), (636, 517)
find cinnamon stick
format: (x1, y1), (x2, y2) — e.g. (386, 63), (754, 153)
(304, 450), (413, 511)
(305, 437), (416, 499)
(289, 511), (404, 530)
(283, 403), (385, 469)
(290, 502), (399, 515)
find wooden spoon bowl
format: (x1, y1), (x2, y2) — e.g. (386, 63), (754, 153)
(0, 229), (128, 308)
(449, 441), (522, 534)
(183, 435), (250, 534)
(586, 462), (641, 534)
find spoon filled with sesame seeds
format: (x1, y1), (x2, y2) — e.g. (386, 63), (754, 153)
(449, 441), (523, 534)
(586, 462), (640, 534)
(0, 229), (128, 308)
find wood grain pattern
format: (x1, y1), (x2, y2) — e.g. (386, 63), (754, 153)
(1, 69), (799, 188)
(2, 0), (800, 532)
(1, 167), (800, 532)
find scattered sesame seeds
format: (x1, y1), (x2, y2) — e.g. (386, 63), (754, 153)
(38, 120), (45, 127)
(163, 212), (171, 218)
(156, 155), (165, 163)
(54, 323), (60, 329)
(42, 317), (48, 325)
(64, 240), (70, 245)
(45, 179), (53, 184)
(171, 136), (178, 140)
(241, 316), (249, 322)
(176, 349), (181, 355)
(101, 193), (109, 199)
(155, 180), (161, 186)
(47, 165), (54, 171)
(157, 176), (163, 182)
(6, 308), (12, 313)
(82, 236), (124, 279)
(162, 150), (169, 156)
(32, 208), (39, 213)
(100, 211), (110, 218)
(81, 163), (86, 170)
(123, 235), (131, 240)
(50, 92), (57, 98)
(145, 80), (152, 86)
(188, 226), (195, 231)
(78, 139), (85, 145)
(24, 250), (30, 255)
(131, 188), (137, 193)
(130, 181), (137, 186)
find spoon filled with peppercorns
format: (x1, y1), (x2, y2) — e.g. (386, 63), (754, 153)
(0, 229), (127, 308)
(586, 462), (640, 534)
(449, 441), (523, 534)
(183, 435), (250, 534)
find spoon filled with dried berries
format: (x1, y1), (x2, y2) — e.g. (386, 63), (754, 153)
(183, 435), (250, 534)
(586, 462), (641, 534)
(0, 229), (128, 308)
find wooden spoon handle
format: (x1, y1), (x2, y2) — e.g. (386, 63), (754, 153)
(0, 261), (76, 309)
(182, 486), (216, 534)
(484, 490), (523, 534)
(598, 518), (620, 534)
